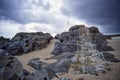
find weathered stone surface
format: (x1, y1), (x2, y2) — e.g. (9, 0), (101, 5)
(51, 42), (78, 55)
(0, 49), (10, 57)
(26, 69), (51, 80)
(45, 58), (71, 73)
(50, 25), (115, 77)
(59, 32), (70, 43)
(95, 63), (111, 73)
(0, 56), (24, 80)
(90, 32), (107, 51)
(0, 32), (52, 55)
(27, 58), (59, 80)
(28, 58), (42, 70)
(69, 25), (89, 36)
(57, 25), (112, 51)
(0, 41), (9, 50)
(7, 40), (23, 55)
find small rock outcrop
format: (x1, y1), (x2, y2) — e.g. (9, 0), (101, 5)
(0, 32), (53, 55)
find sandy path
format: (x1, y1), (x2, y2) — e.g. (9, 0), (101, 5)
(15, 39), (58, 71)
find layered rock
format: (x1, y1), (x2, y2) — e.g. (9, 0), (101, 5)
(58, 25), (113, 51)
(49, 25), (116, 76)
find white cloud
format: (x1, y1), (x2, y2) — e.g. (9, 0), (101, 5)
(0, 20), (20, 38)
(0, 0), (88, 38)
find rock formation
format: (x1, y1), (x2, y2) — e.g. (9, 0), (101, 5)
(0, 32), (53, 55)
(0, 24), (118, 80)
(57, 25), (113, 51)
(50, 25), (116, 76)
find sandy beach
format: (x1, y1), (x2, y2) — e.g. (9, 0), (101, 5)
(15, 39), (58, 72)
(16, 37), (120, 80)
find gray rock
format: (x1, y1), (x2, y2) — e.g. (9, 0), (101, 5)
(95, 63), (111, 73)
(0, 49), (10, 57)
(84, 66), (98, 75)
(59, 32), (70, 43)
(26, 63), (58, 80)
(45, 58), (71, 73)
(1, 32), (52, 55)
(0, 41), (9, 49)
(51, 42), (78, 55)
(0, 56), (24, 80)
(0, 36), (10, 42)
(7, 40), (23, 55)
(26, 68), (50, 80)
(90, 30), (109, 51)
(28, 58), (42, 70)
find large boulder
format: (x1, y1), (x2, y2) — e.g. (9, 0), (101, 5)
(51, 42), (78, 55)
(26, 67), (57, 80)
(7, 40), (23, 55)
(0, 56), (24, 80)
(28, 58), (43, 70)
(27, 58), (58, 80)
(69, 25), (89, 36)
(45, 58), (71, 73)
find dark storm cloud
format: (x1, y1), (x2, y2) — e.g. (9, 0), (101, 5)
(62, 0), (120, 33)
(0, 0), (24, 23)
(0, 0), (50, 24)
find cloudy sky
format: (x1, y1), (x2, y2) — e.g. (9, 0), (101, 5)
(0, 0), (120, 38)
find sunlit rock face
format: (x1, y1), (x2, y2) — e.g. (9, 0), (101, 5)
(69, 25), (89, 36)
